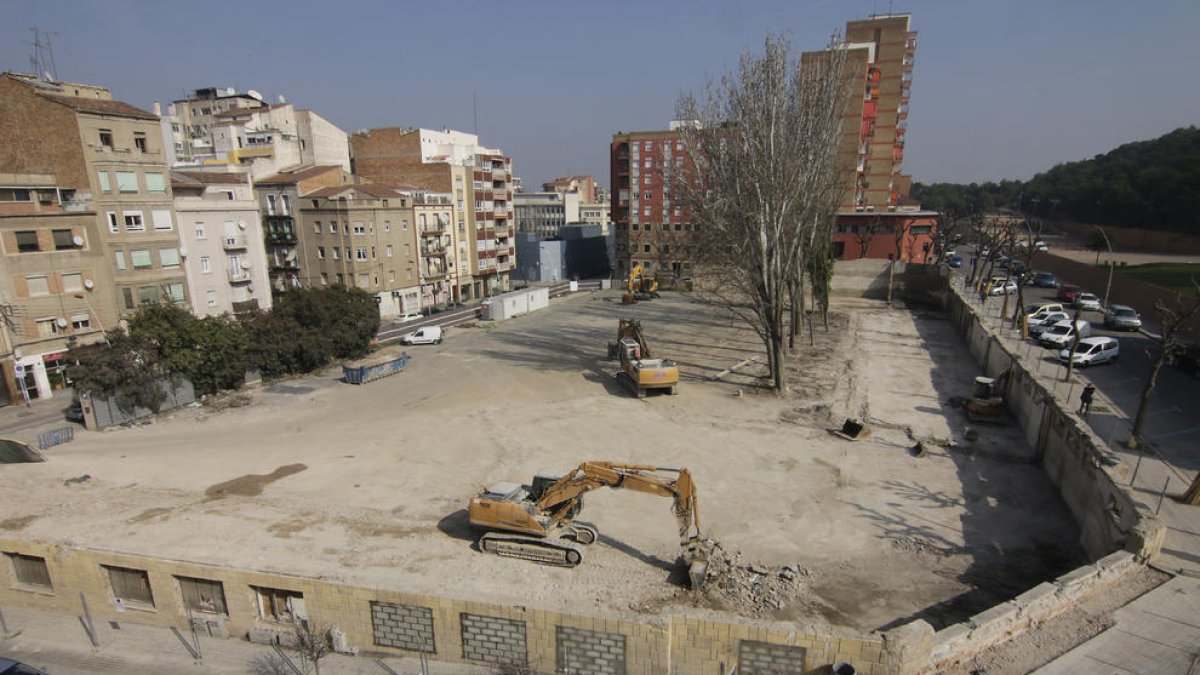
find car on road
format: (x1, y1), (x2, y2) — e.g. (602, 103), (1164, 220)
(1103, 304), (1142, 331)
(1029, 312), (1070, 337)
(1035, 241), (1049, 252)
(1026, 302), (1065, 321)
(1060, 336), (1120, 367)
(947, 255), (963, 268)
(1039, 319), (1091, 349)
(1056, 283), (1083, 302)
(391, 312), (423, 325)
(1031, 271), (1059, 288)
(1073, 292), (1102, 311)
(987, 278), (1017, 296)
(398, 326), (443, 345)
(1009, 260), (1027, 275)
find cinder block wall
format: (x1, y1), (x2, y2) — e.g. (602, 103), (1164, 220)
(0, 539), (933, 674)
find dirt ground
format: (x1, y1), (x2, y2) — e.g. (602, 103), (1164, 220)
(0, 290), (1087, 633)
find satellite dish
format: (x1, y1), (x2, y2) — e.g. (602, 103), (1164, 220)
(83, 279), (94, 290)
(246, 89), (263, 101)
(240, 260), (252, 270)
(72, 235), (85, 247)
(56, 317), (68, 328)
(238, 220), (246, 230)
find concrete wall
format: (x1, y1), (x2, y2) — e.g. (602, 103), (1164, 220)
(0, 539), (930, 674)
(831, 258), (899, 299)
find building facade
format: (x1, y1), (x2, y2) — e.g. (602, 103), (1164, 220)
(513, 191), (581, 239)
(171, 171), (272, 316)
(542, 175), (596, 203)
(349, 127), (514, 301)
(609, 128), (696, 279)
(162, 87), (267, 165)
(253, 165), (351, 297)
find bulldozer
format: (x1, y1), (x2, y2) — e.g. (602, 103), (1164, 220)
(621, 263), (660, 304)
(467, 461), (711, 589)
(606, 318), (679, 397)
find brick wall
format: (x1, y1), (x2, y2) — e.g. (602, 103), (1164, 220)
(460, 612), (527, 665)
(0, 76), (90, 189)
(370, 601), (435, 652)
(556, 624), (626, 675)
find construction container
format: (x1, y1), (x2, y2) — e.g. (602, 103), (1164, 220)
(480, 287), (550, 321)
(342, 350), (411, 384)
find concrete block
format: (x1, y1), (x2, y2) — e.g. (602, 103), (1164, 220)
(930, 623), (971, 660)
(247, 627), (276, 645)
(1055, 563), (1100, 592)
(1014, 582), (1061, 619)
(1095, 550), (1136, 580)
(968, 601), (1020, 640)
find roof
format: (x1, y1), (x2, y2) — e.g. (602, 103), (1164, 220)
(171, 170), (248, 186)
(39, 93), (158, 121)
(303, 183), (403, 200)
(255, 165), (343, 186)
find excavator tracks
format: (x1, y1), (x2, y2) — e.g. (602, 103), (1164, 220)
(478, 532), (586, 568)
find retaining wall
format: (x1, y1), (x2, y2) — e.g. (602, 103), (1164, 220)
(0, 539), (931, 674)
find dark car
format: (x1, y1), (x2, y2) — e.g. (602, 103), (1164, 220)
(0, 658), (49, 675)
(946, 255), (963, 268)
(1056, 283), (1082, 302)
(1032, 271), (1059, 288)
(64, 398), (84, 424)
(1171, 343), (1200, 378)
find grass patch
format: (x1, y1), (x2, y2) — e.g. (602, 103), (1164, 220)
(1115, 263), (1200, 293)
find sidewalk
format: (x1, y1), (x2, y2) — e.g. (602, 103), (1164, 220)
(0, 604), (480, 675)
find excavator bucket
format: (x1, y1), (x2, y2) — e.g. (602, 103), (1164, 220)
(688, 559), (709, 590)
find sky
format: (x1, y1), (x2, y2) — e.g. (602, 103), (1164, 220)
(4, 0), (1198, 190)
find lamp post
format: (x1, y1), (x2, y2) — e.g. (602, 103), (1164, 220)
(73, 293), (109, 347)
(1095, 226), (1114, 310)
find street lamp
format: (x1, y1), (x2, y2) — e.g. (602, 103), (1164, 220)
(1094, 226), (1115, 310)
(73, 293), (110, 346)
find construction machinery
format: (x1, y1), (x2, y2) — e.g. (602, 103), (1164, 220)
(606, 319), (679, 397)
(622, 263), (660, 304)
(468, 461), (710, 589)
(966, 375), (1004, 423)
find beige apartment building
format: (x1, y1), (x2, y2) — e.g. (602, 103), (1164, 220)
(253, 165), (351, 297)
(171, 172), (272, 317)
(162, 87), (267, 164)
(349, 127), (514, 301)
(514, 191), (582, 239)
(542, 175), (596, 203)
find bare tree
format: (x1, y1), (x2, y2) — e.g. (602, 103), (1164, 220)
(673, 34), (852, 393)
(851, 215), (880, 260)
(1127, 282), (1200, 450)
(885, 219), (914, 307)
(1009, 218), (1045, 331)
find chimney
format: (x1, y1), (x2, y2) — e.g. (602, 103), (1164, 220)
(152, 101), (162, 116)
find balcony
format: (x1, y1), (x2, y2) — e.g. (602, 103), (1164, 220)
(223, 236), (248, 250)
(423, 266), (450, 279)
(421, 245), (448, 256)
(228, 268), (252, 282)
(266, 231), (297, 246)
(419, 221), (446, 234)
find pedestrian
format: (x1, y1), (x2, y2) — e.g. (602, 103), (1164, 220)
(1079, 384), (1095, 418)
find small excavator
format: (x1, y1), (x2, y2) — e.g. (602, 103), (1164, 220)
(468, 461), (711, 589)
(622, 263), (660, 304)
(607, 318), (679, 397)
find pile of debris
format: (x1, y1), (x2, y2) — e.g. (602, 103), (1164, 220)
(694, 541), (814, 616)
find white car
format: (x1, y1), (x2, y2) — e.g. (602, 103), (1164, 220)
(987, 279), (1017, 296)
(399, 326), (443, 345)
(392, 312), (423, 325)
(1026, 303), (1066, 322)
(1060, 336), (1119, 367)
(1073, 293), (1102, 311)
(1028, 312), (1070, 337)
(1035, 241), (1049, 252)
(1039, 320), (1091, 349)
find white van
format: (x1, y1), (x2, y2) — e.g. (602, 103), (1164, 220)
(399, 326), (443, 345)
(1060, 336), (1119, 367)
(1039, 320), (1090, 349)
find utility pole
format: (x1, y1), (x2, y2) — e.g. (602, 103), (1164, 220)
(1095, 226), (1114, 310)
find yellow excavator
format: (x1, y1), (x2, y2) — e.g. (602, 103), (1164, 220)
(468, 461), (710, 589)
(622, 263), (660, 304)
(607, 318), (679, 397)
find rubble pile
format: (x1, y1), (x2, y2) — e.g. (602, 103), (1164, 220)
(696, 541), (814, 616)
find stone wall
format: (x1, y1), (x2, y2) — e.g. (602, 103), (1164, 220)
(0, 539), (929, 674)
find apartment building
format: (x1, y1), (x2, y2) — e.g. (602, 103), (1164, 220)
(253, 165), (351, 296)
(293, 184), (425, 317)
(579, 200), (611, 235)
(513, 191), (581, 239)
(349, 127), (515, 301)
(542, 175), (596, 203)
(609, 126), (695, 278)
(162, 87), (268, 164)
(171, 171), (271, 316)
(803, 14), (937, 261)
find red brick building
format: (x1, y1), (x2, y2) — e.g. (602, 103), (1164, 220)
(610, 127), (695, 278)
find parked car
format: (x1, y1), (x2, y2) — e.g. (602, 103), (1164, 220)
(1028, 312), (1070, 336)
(1056, 283), (1083, 302)
(1060, 336), (1120, 367)
(1103, 304), (1142, 331)
(1026, 302), (1065, 320)
(1073, 292), (1102, 311)
(1035, 241), (1049, 252)
(987, 278), (1017, 296)
(1039, 319), (1091, 349)
(1009, 260), (1027, 275)
(391, 312), (423, 325)
(1170, 343), (1200, 378)
(398, 326), (443, 345)
(946, 255), (964, 268)
(1032, 271), (1059, 288)
(0, 658), (49, 675)
(64, 398), (84, 424)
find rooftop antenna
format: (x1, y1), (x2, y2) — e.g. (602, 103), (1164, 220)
(472, 91), (478, 135)
(28, 26), (59, 81)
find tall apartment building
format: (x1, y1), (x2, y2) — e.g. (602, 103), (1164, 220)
(542, 175), (596, 203)
(349, 127), (514, 301)
(805, 14), (937, 261)
(253, 165), (351, 296)
(609, 126), (695, 278)
(513, 191), (581, 239)
(171, 171), (271, 316)
(163, 91), (350, 179)
(0, 72), (190, 402)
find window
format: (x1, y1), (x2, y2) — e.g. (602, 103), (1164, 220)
(206, 290), (217, 308)
(138, 286), (158, 306)
(25, 275), (49, 296)
(6, 553), (51, 590)
(124, 212), (145, 232)
(328, 222), (337, 234)
(320, 273), (328, 285)
(313, 222), (321, 234)
(200, 256), (211, 273)
(386, 244), (393, 258)
(643, 207), (651, 216)
(98, 172), (111, 193)
(342, 222), (349, 234)
(384, 220), (391, 232)
(107, 212), (119, 233)
(280, 195), (291, 216)
(0, 188), (32, 202)
(253, 586), (304, 623)
(160, 248), (180, 268)
(353, 222), (365, 235)
(104, 565), (154, 608)
(36, 318), (58, 337)
(331, 248), (340, 260)
(152, 210), (173, 231)
(15, 231), (40, 252)
(122, 287), (134, 309)
(317, 246), (325, 259)
(419, 214), (427, 228)
(114, 251), (126, 270)
(133, 132), (147, 152)
(98, 129), (113, 148)
(644, 175), (651, 184)
(195, 223), (206, 239)
(61, 273), (83, 293)
(402, 219), (408, 230)
(165, 283), (185, 305)
(71, 313), (90, 329)
(389, 271), (395, 283)
(644, 244), (651, 253)
(911, 225), (932, 235)
(130, 250), (152, 269)
(266, 195), (277, 215)
(52, 229), (77, 250)
(116, 172), (138, 193)
(370, 246), (376, 259)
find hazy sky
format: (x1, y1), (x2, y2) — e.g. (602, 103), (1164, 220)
(4, 0), (1197, 189)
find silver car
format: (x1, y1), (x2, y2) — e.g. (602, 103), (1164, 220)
(1103, 304), (1142, 331)
(1073, 292), (1102, 311)
(1029, 312), (1070, 337)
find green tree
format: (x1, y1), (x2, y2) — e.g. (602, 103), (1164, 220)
(128, 304), (250, 396)
(68, 334), (168, 413)
(272, 285), (379, 361)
